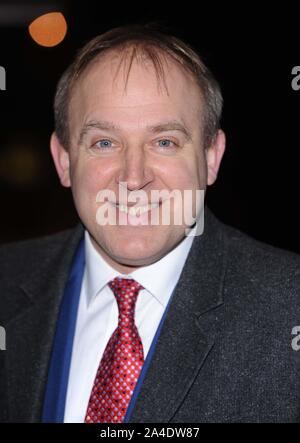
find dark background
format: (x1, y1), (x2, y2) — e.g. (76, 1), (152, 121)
(0, 1), (299, 253)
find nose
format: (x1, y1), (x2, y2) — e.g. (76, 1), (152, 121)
(116, 144), (154, 191)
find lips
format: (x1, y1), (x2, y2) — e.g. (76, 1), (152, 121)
(112, 202), (160, 216)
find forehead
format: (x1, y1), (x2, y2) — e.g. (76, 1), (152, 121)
(69, 49), (203, 131)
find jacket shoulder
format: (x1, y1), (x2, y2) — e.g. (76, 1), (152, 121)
(221, 220), (300, 271)
(216, 216), (300, 305)
(0, 224), (83, 283)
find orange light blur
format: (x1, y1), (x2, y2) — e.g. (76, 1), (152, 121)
(28, 12), (67, 47)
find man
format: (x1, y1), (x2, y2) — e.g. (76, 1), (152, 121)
(1, 24), (300, 423)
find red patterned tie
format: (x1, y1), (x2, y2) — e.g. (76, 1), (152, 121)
(85, 277), (144, 423)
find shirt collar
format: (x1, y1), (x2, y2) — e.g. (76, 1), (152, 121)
(84, 226), (197, 308)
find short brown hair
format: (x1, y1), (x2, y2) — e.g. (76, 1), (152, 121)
(54, 23), (223, 149)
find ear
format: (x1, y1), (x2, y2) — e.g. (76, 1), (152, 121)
(50, 132), (71, 187)
(206, 129), (226, 186)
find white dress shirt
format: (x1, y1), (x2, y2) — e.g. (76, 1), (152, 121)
(64, 227), (197, 422)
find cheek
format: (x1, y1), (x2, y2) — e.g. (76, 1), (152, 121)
(71, 158), (112, 197)
(161, 156), (205, 191)
(71, 161), (110, 225)
(185, 151), (207, 190)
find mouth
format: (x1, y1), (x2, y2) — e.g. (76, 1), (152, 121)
(111, 201), (161, 216)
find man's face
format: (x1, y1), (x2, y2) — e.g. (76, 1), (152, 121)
(51, 49), (225, 272)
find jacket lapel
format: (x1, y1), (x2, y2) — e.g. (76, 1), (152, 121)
(128, 207), (228, 422)
(5, 223), (84, 422)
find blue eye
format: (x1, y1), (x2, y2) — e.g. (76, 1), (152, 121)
(158, 139), (174, 148)
(96, 139), (113, 148)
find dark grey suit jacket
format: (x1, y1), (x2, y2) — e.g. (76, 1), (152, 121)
(1, 206), (300, 423)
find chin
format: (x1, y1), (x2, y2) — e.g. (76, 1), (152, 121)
(113, 238), (157, 260)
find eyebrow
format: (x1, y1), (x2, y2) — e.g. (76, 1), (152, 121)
(78, 119), (193, 145)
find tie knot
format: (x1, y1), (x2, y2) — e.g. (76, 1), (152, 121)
(108, 277), (144, 317)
